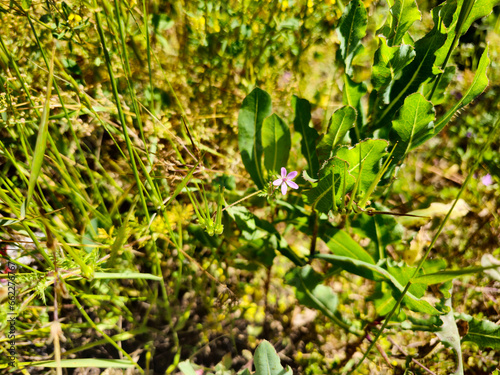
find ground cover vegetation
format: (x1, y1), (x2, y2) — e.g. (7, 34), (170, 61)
(0, 0), (500, 374)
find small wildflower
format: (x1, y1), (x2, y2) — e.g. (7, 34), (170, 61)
(481, 173), (493, 186)
(273, 167), (298, 195)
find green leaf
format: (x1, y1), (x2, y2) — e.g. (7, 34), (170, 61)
(390, 93), (435, 162)
(336, 139), (388, 195)
(31, 359), (135, 368)
(238, 88), (272, 188)
(412, 264), (500, 285)
(343, 75), (367, 139)
(317, 106), (356, 163)
(375, 28), (447, 128)
(303, 158), (354, 213)
(460, 315), (500, 350)
(337, 0), (368, 76)
(286, 266), (338, 320)
(433, 47), (490, 135)
(319, 224), (375, 264)
(254, 340), (293, 375)
(387, 0), (421, 46)
(434, 0), (497, 67)
(262, 113), (291, 174)
(436, 294), (464, 375)
(315, 253), (445, 315)
(372, 37), (415, 94)
(293, 96), (319, 178)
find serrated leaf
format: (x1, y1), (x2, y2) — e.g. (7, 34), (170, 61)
(388, 0), (421, 46)
(337, 0), (367, 76)
(434, 0), (497, 67)
(238, 88), (272, 188)
(336, 139), (388, 195)
(433, 47), (490, 136)
(262, 113), (291, 174)
(304, 157), (354, 213)
(317, 106), (356, 163)
(254, 340), (293, 375)
(460, 315), (500, 350)
(292, 95), (319, 178)
(390, 93), (435, 162)
(372, 38), (415, 99)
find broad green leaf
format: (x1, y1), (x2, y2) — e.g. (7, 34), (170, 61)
(254, 340), (293, 375)
(337, 0), (367, 76)
(317, 106), (356, 162)
(92, 272), (162, 281)
(238, 88), (272, 188)
(372, 37), (415, 99)
(436, 294), (464, 375)
(315, 253), (444, 314)
(286, 266), (338, 321)
(375, 28), (447, 128)
(320, 224), (375, 264)
(32, 359), (134, 368)
(293, 96), (319, 178)
(303, 158), (354, 213)
(369, 282), (397, 316)
(433, 47), (490, 135)
(372, 39), (416, 91)
(336, 139), (388, 195)
(262, 113), (291, 174)
(343, 75), (367, 139)
(390, 93), (435, 162)
(388, 0), (421, 46)
(460, 315), (500, 350)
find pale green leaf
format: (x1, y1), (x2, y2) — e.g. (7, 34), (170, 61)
(254, 340), (293, 375)
(436, 294), (464, 375)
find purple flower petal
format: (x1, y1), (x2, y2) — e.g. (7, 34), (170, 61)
(273, 179), (283, 186)
(287, 171), (298, 179)
(281, 183), (288, 195)
(286, 180), (299, 189)
(281, 167), (287, 178)
(481, 174), (493, 186)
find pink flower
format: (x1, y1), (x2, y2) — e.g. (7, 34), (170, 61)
(481, 174), (493, 186)
(273, 167), (299, 195)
